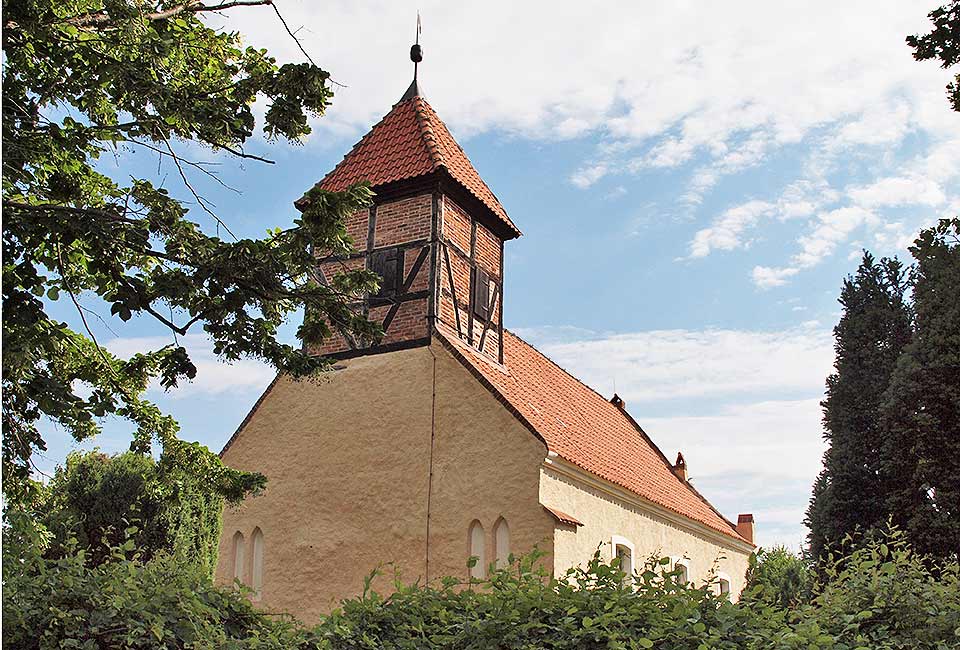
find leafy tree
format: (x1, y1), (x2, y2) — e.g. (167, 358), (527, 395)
(805, 252), (912, 560)
(2, 0), (381, 508)
(742, 545), (812, 609)
(908, 1), (960, 112)
(39, 449), (225, 575)
(880, 218), (960, 560)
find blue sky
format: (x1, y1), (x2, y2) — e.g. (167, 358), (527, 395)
(37, 1), (959, 550)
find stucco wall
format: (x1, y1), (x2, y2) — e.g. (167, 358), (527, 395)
(540, 465), (752, 599)
(216, 341), (554, 622)
(426, 342), (554, 581)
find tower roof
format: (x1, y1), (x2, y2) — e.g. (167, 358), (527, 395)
(311, 83), (521, 238)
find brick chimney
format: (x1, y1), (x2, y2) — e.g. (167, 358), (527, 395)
(737, 513), (755, 544)
(672, 452), (688, 482)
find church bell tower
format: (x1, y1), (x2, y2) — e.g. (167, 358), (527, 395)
(297, 43), (520, 364)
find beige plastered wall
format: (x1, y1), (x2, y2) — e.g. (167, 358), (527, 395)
(540, 465), (752, 599)
(216, 341), (554, 623)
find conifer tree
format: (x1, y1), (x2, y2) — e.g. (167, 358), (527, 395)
(880, 218), (960, 560)
(805, 253), (912, 559)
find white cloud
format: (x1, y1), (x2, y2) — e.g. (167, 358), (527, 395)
(848, 176), (946, 208)
(106, 334), (274, 397)
(752, 265), (801, 289)
(792, 206), (877, 269)
(687, 200), (775, 258)
(214, 2), (953, 158)
(569, 163), (609, 189)
(516, 324), (832, 403)
(516, 324), (832, 547)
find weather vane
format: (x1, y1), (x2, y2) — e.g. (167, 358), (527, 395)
(410, 12), (423, 81)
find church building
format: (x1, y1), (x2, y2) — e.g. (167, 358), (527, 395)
(215, 58), (755, 622)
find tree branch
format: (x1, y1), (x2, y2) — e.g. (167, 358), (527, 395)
(3, 200), (138, 224)
(60, 0), (274, 28)
(160, 134), (239, 240)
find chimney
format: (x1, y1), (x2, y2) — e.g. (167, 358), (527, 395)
(610, 393), (625, 409)
(672, 452), (688, 482)
(737, 513), (755, 544)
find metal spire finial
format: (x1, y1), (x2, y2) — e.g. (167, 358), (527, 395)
(410, 12), (423, 81)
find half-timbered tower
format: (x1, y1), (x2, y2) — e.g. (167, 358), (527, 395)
(216, 66), (756, 623)
(299, 78), (518, 364)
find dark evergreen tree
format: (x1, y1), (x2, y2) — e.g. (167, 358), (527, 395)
(907, 1), (960, 113)
(805, 253), (912, 560)
(880, 218), (960, 560)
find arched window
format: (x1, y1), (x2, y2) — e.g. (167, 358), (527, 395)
(251, 527), (264, 600)
(611, 535), (635, 582)
(718, 575), (731, 597)
(494, 517), (510, 569)
(468, 520), (486, 579)
(675, 559), (689, 585)
(232, 531), (245, 584)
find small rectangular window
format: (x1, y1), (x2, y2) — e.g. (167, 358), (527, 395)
(473, 268), (490, 321)
(370, 247), (404, 298)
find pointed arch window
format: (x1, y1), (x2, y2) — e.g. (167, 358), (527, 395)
(468, 520), (486, 579)
(251, 527), (264, 600)
(611, 535), (635, 583)
(232, 532), (245, 584)
(674, 558), (689, 585)
(494, 517), (510, 569)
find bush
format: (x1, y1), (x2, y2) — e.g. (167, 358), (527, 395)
(742, 545), (813, 609)
(2, 533), (300, 649)
(4, 526), (957, 649)
(39, 449), (223, 575)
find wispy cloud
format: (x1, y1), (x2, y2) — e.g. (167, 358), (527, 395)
(515, 324), (832, 404)
(687, 200), (775, 258)
(516, 323), (832, 547)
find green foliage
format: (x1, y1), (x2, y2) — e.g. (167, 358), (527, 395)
(38, 449), (224, 575)
(907, 2), (960, 112)
(742, 545), (813, 610)
(811, 527), (960, 649)
(805, 252), (912, 560)
(2, 0), (382, 508)
(880, 218), (960, 559)
(5, 526), (958, 649)
(2, 534), (303, 649)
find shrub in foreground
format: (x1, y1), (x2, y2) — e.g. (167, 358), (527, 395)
(3, 526), (958, 649)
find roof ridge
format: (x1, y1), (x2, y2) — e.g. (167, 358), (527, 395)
(411, 97), (444, 170)
(414, 99), (511, 219)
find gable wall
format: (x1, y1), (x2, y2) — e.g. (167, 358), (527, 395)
(540, 466), (752, 599)
(426, 341), (554, 580)
(216, 341), (554, 622)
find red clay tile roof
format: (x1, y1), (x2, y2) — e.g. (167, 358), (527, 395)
(317, 88), (520, 237)
(435, 325), (750, 544)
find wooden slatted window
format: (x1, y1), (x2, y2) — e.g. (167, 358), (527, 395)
(370, 247), (404, 298)
(472, 268), (491, 321)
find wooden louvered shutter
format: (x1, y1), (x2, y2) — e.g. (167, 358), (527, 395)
(472, 268), (490, 321)
(371, 247), (403, 297)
